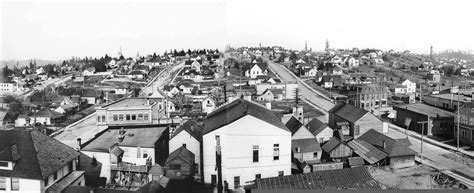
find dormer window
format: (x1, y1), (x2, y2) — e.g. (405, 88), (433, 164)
(0, 161), (8, 167)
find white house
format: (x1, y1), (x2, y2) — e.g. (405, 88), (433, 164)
(347, 57), (360, 67)
(306, 118), (333, 144)
(0, 130), (84, 193)
(285, 116), (314, 140)
(202, 96), (217, 114)
(245, 64), (268, 79)
(15, 108), (63, 127)
(0, 82), (19, 95)
(203, 99), (291, 190)
(169, 120), (202, 176)
(83, 67), (95, 75)
(115, 88), (128, 95)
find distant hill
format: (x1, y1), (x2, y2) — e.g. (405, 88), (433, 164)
(1, 59), (62, 68)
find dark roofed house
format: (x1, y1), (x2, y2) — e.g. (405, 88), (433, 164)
(306, 118), (333, 144)
(0, 129), (85, 192)
(321, 137), (353, 162)
(169, 120), (203, 178)
(329, 103), (384, 139)
(292, 138), (322, 168)
(165, 146), (195, 180)
(358, 129), (416, 169)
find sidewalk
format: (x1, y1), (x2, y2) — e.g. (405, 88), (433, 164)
(388, 123), (474, 157)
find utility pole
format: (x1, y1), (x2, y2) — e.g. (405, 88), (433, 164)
(215, 135), (223, 193)
(457, 91), (460, 151)
(418, 116), (428, 165)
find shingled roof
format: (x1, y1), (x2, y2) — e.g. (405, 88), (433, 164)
(170, 120), (203, 142)
(285, 116), (304, 135)
(358, 129), (416, 158)
(203, 99), (289, 134)
(329, 103), (368, 123)
(165, 146), (195, 166)
(306, 118), (330, 136)
(0, 129), (81, 180)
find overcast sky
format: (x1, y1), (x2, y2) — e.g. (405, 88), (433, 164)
(1, 0), (473, 60)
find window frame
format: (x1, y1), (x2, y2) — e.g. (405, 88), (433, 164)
(0, 177), (6, 190)
(11, 178), (19, 191)
(113, 114), (118, 121)
(273, 144), (279, 160)
(253, 145), (259, 163)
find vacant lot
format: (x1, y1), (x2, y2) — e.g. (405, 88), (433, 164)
(370, 165), (465, 189)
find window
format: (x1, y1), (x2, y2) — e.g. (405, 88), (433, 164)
(234, 176), (240, 189)
(137, 147), (141, 158)
(101, 115), (105, 122)
(132, 114), (137, 120)
(123, 148), (129, 157)
(138, 114), (143, 120)
(0, 161), (8, 167)
(319, 138), (324, 143)
(170, 164), (181, 170)
(97, 116), (101, 122)
(211, 175), (217, 187)
(0, 177), (5, 190)
(119, 114), (124, 121)
(313, 152), (318, 158)
(253, 145), (259, 162)
(354, 125), (360, 135)
(273, 144), (279, 160)
(113, 115), (118, 121)
(11, 178), (19, 191)
(143, 149), (148, 158)
(144, 114), (149, 120)
(54, 172), (58, 180)
(126, 114), (131, 121)
(44, 177), (49, 187)
(294, 147), (300, 153)
(278, 171), (284, 176)
(255, 174), (261, 180)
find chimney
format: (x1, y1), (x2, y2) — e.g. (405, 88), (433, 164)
(183, 144), (187, 148)
(190, 125), (194, 132)
(147, 98), (150, 105)
(76, 138), (82, 150)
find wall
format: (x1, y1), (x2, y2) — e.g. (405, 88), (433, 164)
(82, 151), (111, 182)
(353, 113), (384, 139)
(291, 126), (314, 140)
(203, 115), (291, 190)
(314, 127), (333, 144)
(169, 132), (201, 174)
(256, 83), (298, 99)
(0, 178), (42, 193)
(165, 158), (193, 180)
(121, 147), (155, 166)
(389, 156), (415, 169)
(294, 151), (321, 163)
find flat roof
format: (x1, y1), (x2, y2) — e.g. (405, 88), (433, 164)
(82, 127), (167, 153)
(427, 93), (472, 103)
(394, 103), (455, 118)
(100, 98), (156, 109)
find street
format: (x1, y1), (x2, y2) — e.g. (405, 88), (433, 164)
(142, 61), (184, 96)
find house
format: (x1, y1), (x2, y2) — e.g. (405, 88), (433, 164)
(169, 120), (202, 177)
(54, 103), (76, 114)
(321, 75), (342, 88)
(321, 137), (353, 162)
(191, 60), (202, 72)
(81, 88), (100, 105)
(256, 89), (283, 101)
(0, 129), (85, 193)
(201, 96), (217, 114)
(393, 103), (454, 137)
(401, 79), (416, 94)
(37, 73), (49, 81)
(245, 63), (268, 79)
(115, 88), (128, 95)
(332, 67), (343, 75)
(346, 84), (389, 113)
(346, 57), (360, 67)
(358, 129), (416, 169)
(163, 85), (181, 97)
(82, 67), (95, 75)
(165, 146), (195, 180)
(347, 138), (387, 166)
(263, 77), (281, 84)
(15, 108), (64, 127)
(306, 118), (333, 144)
(203, 99), (291, 190)
(373, 58), (384, 65)
(303, 68), (318, 77)
(393, 84), (408, 95)
(129, 70), (145, 80)
(0, 78), (19, 94)
(329, 103), (385, 139)
(178, 83), (193, 94)
(80, 126), (169, 183)
(292, 138), (322, 166)
(250, 167), (381, 190)
(36, 67), (45, 75)
(422, 93), (471, 111)
(0, 111), (15, 129)
(454, 102), (474, 146)
(285, 116), (314, 140)
(95, 98), (168, 128)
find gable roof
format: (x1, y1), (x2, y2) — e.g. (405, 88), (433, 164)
(33, 108), (64, 119)
(165, 146), (195, 165)
(306, 118), (330, 136)
(329, 103), (368, 123)
(358, 129), (416, 158)
(0, 129), (81, 179)
(285, 116), (304, 135)
(292, 138), (322, 153)
(203, 99), (289, 135)
(347, 139), (387, 164)
(170, 120), (203, 142)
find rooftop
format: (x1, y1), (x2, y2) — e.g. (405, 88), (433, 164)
(347, 139), (387, 164)
(81, 127), (167, 153)
(292, 138), (322, 153)
(252, 167), (381, 190)
(306, 118), (329, 136)
(329, 103), (368, 123)
(394, 103), (455, 118)
(170, 120), (202, 142)
(99, 98), (156, 110)
(165, 146), (195, 166)
(426, 93), (472, 103)
(358, 129), (415, 158)
(0, 129), (81, 179)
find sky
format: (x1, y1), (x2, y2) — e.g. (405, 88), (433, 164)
(1, 0), (473, 60)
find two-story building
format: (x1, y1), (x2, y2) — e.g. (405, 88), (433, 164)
(0, 129), (84, 193)
(169, 120), (203, 178)
(203, 99), (291, 190)
(345, 84), (389, 115)
(454, 102), (474, 146)
(329, 103), (385, 139)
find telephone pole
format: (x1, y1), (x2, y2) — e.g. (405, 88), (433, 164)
(215, 135), (223, 193)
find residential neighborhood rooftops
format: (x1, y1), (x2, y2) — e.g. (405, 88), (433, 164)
(203, 99), (289, 134)
(0, 129), (81, 179)
(81, 127), (168, 153)
(252, 167), (381, 190)
(394, 103), (455, 118)
(347, 139), (387, 164)
(329, 103), (368, 123)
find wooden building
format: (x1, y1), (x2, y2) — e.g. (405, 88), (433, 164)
(165, 146), (195, 180)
